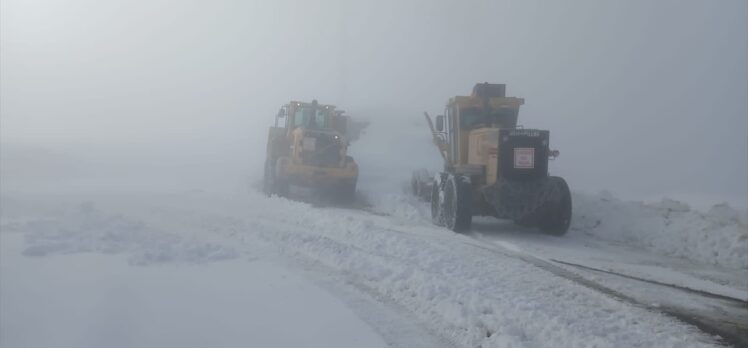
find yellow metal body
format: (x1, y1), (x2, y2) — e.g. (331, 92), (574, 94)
(467, 128), (500, 185)
(274, 100), (358, 188)
(448, 96), (524, 166)
(442, 91), (524, 185)
(277, 157), (358, 186)
(289, 127), (352, 167)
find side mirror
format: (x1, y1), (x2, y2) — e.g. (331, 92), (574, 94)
(435, 115), (445, 132)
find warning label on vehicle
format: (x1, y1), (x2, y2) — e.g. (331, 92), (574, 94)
(514, 148), (535, 169)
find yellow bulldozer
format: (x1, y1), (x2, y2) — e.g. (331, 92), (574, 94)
(412, 83), (572, 235)
(264, 100), (358, 201)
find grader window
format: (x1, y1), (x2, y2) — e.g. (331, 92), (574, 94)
(294, 107), (329, 129)
(459, 107), (518, 129)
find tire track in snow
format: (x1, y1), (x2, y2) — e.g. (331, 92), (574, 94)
(548, 259), (748, 304)
(548, 259), (748, 348)
(208, 199), (721, 347)
(312, 201), (747, 347)
(456, 238), (747, 347)
(130, 193), (724, 347)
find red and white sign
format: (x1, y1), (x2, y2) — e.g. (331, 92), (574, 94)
(513, 148), (535, 169)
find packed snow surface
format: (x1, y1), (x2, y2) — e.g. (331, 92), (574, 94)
(1, 233), (389, 348)
(362, 186), (747, 270)
(3, 191), (735, 347)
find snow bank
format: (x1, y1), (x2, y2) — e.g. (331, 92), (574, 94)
(195, 193), (718, 348)
(3, 192), (723, 347)
(361, 187), (748, 270)
(571, 191), (748, 269)
(17, 201), (237, 265)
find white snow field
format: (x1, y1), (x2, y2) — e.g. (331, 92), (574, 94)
(1, 232), (389, 348)
(2, 189), (745, 348)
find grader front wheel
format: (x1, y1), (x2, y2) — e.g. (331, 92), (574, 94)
(441, 175), (473, 233)
(262, 160), (275, 196)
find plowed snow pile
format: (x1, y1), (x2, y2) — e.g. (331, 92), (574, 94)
(359, 183), (748, 270)
(571, 192), (748, 269)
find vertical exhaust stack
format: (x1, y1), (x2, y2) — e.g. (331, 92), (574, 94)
(473, 83), (506, 117)
(471, 83), (506, 98)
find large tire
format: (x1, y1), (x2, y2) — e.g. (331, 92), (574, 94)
(411, 169), (432, 201)
(275, 178), (289, 197)
(273, 158), (290, 198)
(411, 172), (420, 197)
(537, 176), (572, 236)
(262, 159), (275, 196)
(441, 175), (472, 233)
(430, 179), (442, 226)
(513, 215), (537, 228)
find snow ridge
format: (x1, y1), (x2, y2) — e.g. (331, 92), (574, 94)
(218, 194), (717, 348)
(19, 201), (238, 265)
(571, 192), (748, 269)
(363, 188), (748, 270)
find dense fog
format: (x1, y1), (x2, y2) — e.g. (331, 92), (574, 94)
(2, 0), (746, 208)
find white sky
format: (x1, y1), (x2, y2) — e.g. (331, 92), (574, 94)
(1, 0), (746, 206)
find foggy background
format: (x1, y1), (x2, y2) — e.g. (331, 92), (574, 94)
(1, 0), (746, 208)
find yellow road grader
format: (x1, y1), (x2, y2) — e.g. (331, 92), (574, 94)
(264, 100), (358, 201)
(412, 83), (572, 235)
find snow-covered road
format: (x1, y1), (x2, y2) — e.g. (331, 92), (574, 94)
(2, 190), (745, 347)
(1, 232), (393, 348)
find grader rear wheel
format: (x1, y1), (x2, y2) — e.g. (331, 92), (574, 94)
(537, 176), (572, 236)
(262, 160), (275, 196)
(430, 180), (442, 226)
(411, 173), (420, 197)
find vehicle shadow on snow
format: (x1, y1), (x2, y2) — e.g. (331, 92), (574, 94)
(467, 218), (565, 240)
(307, 191), (373, 211)
(261, 184), (375, 211)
